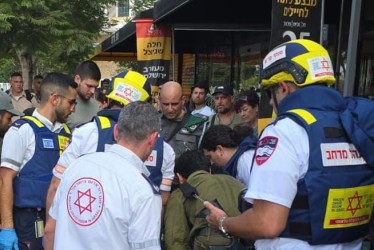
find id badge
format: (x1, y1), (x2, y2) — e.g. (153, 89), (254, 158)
(34, 218), (44, 238)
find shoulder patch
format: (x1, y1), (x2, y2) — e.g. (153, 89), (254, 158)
(141, 173), (161, 195)
(255, 136), (278, 166)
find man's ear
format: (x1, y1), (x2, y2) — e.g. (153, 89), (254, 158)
(113, 124), (119, 141)
(50, 93), (60, 106)
(181, 95), (186, 106)
(230, 95), (235, 104)
(176, 173), (186, 184)
(216, 145), (224, 156)
(74, 75), (81, 85)
(148, 130), (159, 146)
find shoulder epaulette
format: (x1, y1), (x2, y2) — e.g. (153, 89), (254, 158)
(11, 118), (29, 128)
(141, 173), (160, 195)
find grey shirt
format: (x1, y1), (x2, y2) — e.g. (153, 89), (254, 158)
(67, 96), (99, 130)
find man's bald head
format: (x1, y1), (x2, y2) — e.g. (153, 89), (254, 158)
(159, 81), (185, 120)
(160, 81), (182, 99)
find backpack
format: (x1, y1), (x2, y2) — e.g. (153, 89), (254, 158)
(339, 96), (374, 167)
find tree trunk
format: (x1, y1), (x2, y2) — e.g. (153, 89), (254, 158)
(15, 49), (35, 90)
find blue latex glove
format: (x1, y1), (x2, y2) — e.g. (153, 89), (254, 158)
(0, 228), (19, 250)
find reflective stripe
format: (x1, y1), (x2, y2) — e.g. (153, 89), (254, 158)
(63, 124), (71, 134)
(161, 178), (173, 187)
(23, 116), (44, 127)
(98, 116), (111, 129)
(2, 158), (22, 167)
(287, 109), (317, 125)
(54, 164), (67, 174)
(129, 239), (160, 249)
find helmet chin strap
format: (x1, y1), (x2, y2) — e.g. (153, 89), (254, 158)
(271, 85), (279, 112)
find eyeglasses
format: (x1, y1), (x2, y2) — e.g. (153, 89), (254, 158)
(58, 95), (77, 106)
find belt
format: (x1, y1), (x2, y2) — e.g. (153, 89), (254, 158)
(14, 207), (45, 213)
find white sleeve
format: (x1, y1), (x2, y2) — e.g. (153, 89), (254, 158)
(1, 124), (34, 172)
(245, 118), (309, 208)
(53, 122), (98, 179)
(49, 174), (65, 219)
(128, 191), (162, 249)
(236, 149), (255, 188)
(160, 142), (175, 192)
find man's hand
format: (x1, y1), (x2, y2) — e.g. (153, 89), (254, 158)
(204, 201), (227, 231)
(0, 228), (19, 250)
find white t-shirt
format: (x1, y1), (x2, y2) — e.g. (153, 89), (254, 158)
(50, 144), (162, 250)
(1, 109), (64, 172)
(53, 120), (175, 191)
(191, 105), (216, 117)
(236, 149), (255, 188)
(245, 117), (362, 250)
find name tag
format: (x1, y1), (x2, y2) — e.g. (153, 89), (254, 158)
(321, 143), (366, 167)
(42, 138), (54, 149)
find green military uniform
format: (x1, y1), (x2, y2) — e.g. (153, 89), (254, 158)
(164, 170), (244, 250)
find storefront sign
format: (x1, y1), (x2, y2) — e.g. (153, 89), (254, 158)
(258, 0), (323, 133)
(136, 19), (171, 86)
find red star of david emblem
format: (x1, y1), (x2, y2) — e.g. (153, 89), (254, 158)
(124, 88), (133, 96)
(346, 191), (362, 216)
(321, 58), (330, 71)
(74, 189), (96, 215)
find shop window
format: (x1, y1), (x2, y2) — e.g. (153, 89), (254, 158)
(238, 43), (263, 91)
(196, 46), (232, 88)
(118, 0), (130, 17)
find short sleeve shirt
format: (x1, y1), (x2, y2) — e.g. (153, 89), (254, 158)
(1, 109), (64, 172)
(244, 117), (362, 249)
(50, 145), (162, 250)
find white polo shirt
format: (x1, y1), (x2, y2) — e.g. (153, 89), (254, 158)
(245, 117), (362, 250)
(1, 109), (64, 172)
(53, 120), (175, 191)
(236, 149), (255, 188)
(50, 144), (162, 250)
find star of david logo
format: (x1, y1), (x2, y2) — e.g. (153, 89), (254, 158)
(346, 191), (362, 216)
(124, 88), (133, 96)
(321, 58), (330, 71)
(74, 189), (96, 215)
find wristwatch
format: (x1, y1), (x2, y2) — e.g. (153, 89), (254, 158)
(218, 215), (230, 238)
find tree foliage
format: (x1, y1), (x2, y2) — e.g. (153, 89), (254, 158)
(131, 0), (156, 16)
(0, 0), (116, 88)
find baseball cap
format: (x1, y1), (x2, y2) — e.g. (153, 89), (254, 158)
(0, 91), (24, 116)
(212, 85), (234, 96)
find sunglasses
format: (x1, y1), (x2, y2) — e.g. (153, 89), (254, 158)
(58, 95), (78, 106)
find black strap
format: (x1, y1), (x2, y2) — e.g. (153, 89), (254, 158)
(289, 222), (312, 237)
(211, 114), (216, 125)
(25, 89), (34, 102)
(291, 195), (309, 209)
(164, 113), (191, 142)
(324, 127), (345, 138)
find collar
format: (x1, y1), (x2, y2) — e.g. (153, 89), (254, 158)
(33, 109), (64, 132)
(107, 144), (151, 176)
(187, 170), (210, 181)
(9, 90), (26, 98)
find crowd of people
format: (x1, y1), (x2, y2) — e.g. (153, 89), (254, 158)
(0, 38), (373, 250)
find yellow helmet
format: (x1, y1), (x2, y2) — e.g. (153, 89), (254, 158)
(259, 39), (335, 87)
(106, 70), (151, 105)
